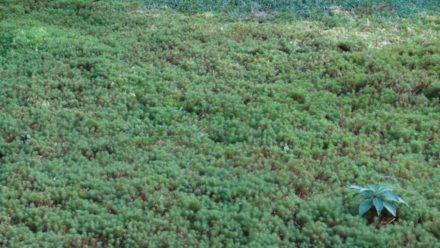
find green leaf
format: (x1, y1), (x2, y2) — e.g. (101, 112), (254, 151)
(367, 185), (378, 191)
(373, 198), (384, 216)
(359, 199), (373, 216)
(348, 185), (366, 191)
(382, 192), (408, 206)
(378, 185), (392, 193)
(351, 190), (373, 199)
(382, 192), (400, 202)
(358, 190), (373, 198)
(396, 196), (409, 207)
(383, 202), (397, 217)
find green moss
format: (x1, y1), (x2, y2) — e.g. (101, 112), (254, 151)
(0, 1), (439, 247)
(424, 81), (440, 99)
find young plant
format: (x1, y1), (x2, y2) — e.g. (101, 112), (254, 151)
(348, 184), (408, 217)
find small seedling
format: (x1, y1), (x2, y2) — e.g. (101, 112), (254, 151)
(20, 133), (32, 143)
(348, 184), (408, 217)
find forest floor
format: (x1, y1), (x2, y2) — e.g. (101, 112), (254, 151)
(0, 1), (439, 247)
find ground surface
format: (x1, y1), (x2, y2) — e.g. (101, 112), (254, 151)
(0, 1), (439, 247)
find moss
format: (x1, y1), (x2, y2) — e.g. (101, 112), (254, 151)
(423, 81), (440, 99)
(0, 1), (439, 247)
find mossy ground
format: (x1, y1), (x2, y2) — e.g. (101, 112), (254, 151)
(0, 1), (439, 247)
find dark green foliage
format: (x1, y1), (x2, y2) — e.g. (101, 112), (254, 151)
(0, 1), (439, 247)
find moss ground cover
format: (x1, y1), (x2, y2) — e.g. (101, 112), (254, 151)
(0, 1), (439, 247)
(141, 0), (440, 18)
